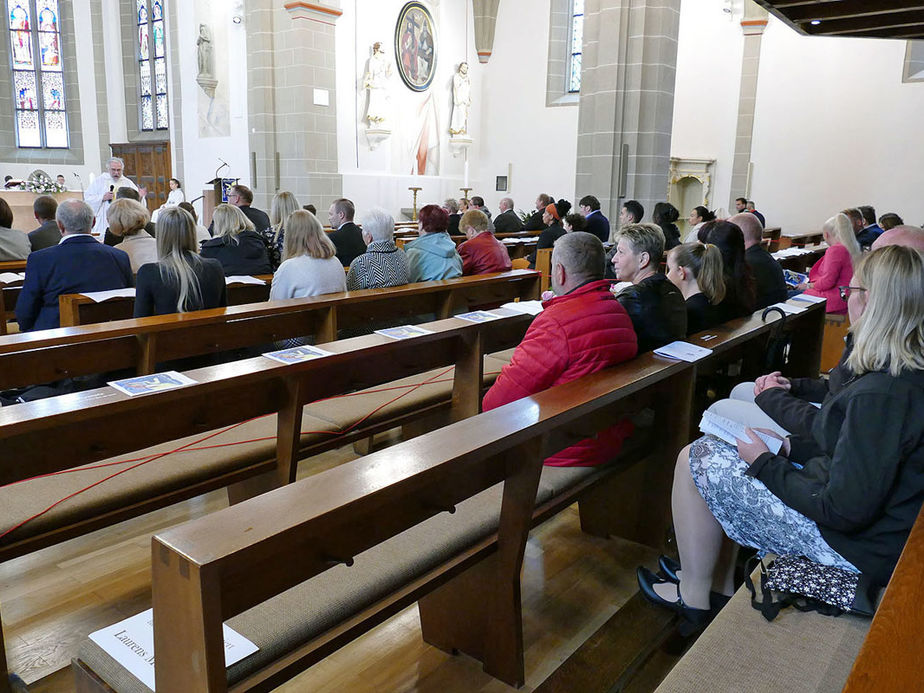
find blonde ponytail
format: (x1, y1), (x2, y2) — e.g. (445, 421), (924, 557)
(670, 242), (726, 304)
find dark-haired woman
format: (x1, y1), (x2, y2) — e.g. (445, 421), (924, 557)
(700, 220), (756, 319)
(684, 206), (715, 243)
(653, 202), (681, 250)
(404, 204), (463, 282)
(529, 199), (570, 268)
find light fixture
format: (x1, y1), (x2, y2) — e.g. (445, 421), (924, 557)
(232, 15), (242, 24)
(810, 19), (821, 25)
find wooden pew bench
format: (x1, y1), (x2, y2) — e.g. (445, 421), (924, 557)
(0, 270), (540, 391)
(72, 353), (695, 692)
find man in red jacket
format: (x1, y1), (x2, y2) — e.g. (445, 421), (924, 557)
(457, 209), (512, 275)
(483, 232), (638, 466)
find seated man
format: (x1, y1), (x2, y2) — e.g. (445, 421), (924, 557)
(856, 205), (883, 249)
(494, 197), (524, 234)
(16, 200), (133, 332)
(611, 223), (687, 352)
(522, 193), (552, 231)
(328, 197), (367, 267)
(28, 195), (62, 251)
(346, 207), (409, 290)
(731, 212), (787, 309)
(483, 232), (637, 466)
(457, 210), (512, 275)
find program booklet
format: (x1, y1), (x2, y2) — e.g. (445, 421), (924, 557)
(699, 410), (784, 455)
(456, 310), (503, 323)
(374, 325), (434, 340)
(263, 345), (334, 365)
(653, 341), (714, 362)
(108, 372), (197, 397)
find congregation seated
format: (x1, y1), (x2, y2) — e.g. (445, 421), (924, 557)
(403, 204), (463, 282)
(108, 198), (156, 273)
(15, 199), (132, 332)
(665, 242), (727, 335)
(731, 211), (787, 309)
(653, 201), (681, 251)
(522, 193), (552, 232)
(200, 203), (273, 276)
(0, 197), (30, 261)
(796, 212), (860, 313)
(493, 196), (524, 234)
(177, 201), (211, 245)
(638, 245), (924, 629)
(856, 205), (883, 249)
(683, 205), (715, 243)
(346, 208), (409, 290)
(327, 197), (367, 266)
(457, 209), (512, 275)
(578, 194), (609, 242)
(483, 231), (637, 466)
(611, 222), (687, 352)
(265, 190), (300, 270)
(28, 195), (62, 251)
(604, 200), (645, 276)
(269, 209), (347, 300)
(563, 212), (585, 233)
(443, 198), (461, 235)
(528, 199), (569, 268)
(134, 207), (227, 318)
(103, 187), (157, 246)
(469, 195), (495, 231)
(698, 219), (756, 319)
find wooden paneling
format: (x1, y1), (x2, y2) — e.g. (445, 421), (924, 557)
(110, 141), (171, 213)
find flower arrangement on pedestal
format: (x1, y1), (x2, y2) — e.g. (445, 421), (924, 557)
(21, 173), (67, 194)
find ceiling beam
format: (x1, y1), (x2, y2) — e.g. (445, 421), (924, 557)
(785, 0), (924, 23)
(802, 8), (924, 35)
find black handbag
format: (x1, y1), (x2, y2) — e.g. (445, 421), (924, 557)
(761, 306), (791, 372)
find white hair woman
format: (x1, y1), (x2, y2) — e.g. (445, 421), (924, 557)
(797, 212), (862, 313)
(270, 210), (346, 300)
(639, 244), (924, 629)
(108, 198), (155, 273)
(200, 203), (272, 276)
(134, 207), (227, 317)
(345, 207), (409, 290)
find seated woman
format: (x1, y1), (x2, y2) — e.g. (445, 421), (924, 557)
(134, 207), (227, 317)
(638, 245), (924, 628)
(562, 212), (586, 234)
(683, 206), (715, 243)
(269, 209), (346, 300)
(666, 242), (727, 335)
(699, 220), (756, 320)
(265, 191), (300, 270)
(528, 199), (570, 268)
(404, 204), (463, 282)
(653, 202), (682, 251)
(177, 202), (211, 246)
(611, 223), (687, 352)
(0, 197), (30, 261)
(346, 208), (409, 290)
(200, 204), (272, 276)
(797, 212), (860, 314)
(109, 198), (156, 273)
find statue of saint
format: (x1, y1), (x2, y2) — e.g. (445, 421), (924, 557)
(363, 42), (392, 127)
(449, 62), (471, 136)
(197, 24), (214, 79)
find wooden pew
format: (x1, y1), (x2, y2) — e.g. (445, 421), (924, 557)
(762, 226), (782, 252)
(778, 229), (824, 250)
(0, 270), (540, 391)
(0, 281), (23, 337)
(0, 260), (27, 273)
(71, 352), (694, 692)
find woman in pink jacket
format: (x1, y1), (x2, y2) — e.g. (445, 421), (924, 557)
(798, 212), (861, 313)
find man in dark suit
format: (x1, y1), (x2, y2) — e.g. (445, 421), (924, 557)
(327, 197), (367, 266)
(523, 193), (552, 231)
(731, 213), (787, 309)
(28, 195), (62, 251)
(16, 200), (133, 332)
(746, 200), (766, 228)
(579, 195), (610, 242)
(856, 205), (883, 249)
(228, 184), (271, 234)
(493, 197), (524, 234)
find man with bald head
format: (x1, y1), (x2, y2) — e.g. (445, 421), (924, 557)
(871, 225), (924, 253)
(730, 212), (787, 308)
(493, 197), (523, 234)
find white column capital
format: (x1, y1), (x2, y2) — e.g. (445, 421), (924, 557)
(284, 1), (342, 26)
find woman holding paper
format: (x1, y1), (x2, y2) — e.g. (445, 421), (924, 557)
(638, 245), (924, 628)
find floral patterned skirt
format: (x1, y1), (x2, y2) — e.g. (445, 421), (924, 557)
(688, 435), (858, 572)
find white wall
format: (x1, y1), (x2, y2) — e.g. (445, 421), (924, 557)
(750, 18), (924, 232)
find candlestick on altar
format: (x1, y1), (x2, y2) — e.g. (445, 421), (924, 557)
(459, 187), (473, 201)
(408, 187), (423, 221)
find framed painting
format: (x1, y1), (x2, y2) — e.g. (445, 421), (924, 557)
(395, 2), (436, 92)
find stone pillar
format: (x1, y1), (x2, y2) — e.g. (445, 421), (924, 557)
(728, 1), (769, 208)
(473, 0), (500, 64)
(575, 0), (682, 232)
(244, 0), (278, 209)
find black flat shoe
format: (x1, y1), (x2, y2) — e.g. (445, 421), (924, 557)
(637, 566), (711, 633)
(658, 555), (681, 583)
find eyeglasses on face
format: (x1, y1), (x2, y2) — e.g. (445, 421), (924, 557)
(838, 286), (867, 301)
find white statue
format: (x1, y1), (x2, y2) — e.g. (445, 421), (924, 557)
(449, 62), (471, 136)
(197, 24), (214, 78)
(363, 42), (392, 127)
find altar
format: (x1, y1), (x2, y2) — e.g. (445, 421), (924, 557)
(1, 190), (84, 234)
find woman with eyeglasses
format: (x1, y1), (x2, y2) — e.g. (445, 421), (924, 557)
(638, 245), (924, 630)
(795, 212), (861, 314)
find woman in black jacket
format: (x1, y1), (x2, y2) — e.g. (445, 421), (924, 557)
(653, 202), (681, 251)
(200, 204), (272, 276)
(638, 245), (924, 627)
(528, 199), (570, 268)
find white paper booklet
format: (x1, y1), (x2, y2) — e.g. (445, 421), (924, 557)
(0, 272), (24, 284)
(456, 310), (503, 323)
(81, 288), (136, 303)
(374, 325), (434, 340)
(790, 293), (827, 304)
(89, 609), (259, 691)
(699, 410), (784, 455)
(108, 371), (198, 397)
(263, 345), (334, 364)
(225, 275), (266, 285)
(499, 300), (544, 316)
(768, 301), (807, 314)
(653, 341), (714, 362)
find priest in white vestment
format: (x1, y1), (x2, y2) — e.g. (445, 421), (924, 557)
(83, 158), (143, 240)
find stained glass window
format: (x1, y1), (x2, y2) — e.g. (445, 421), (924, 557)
(136, 0), (168, 131)
(568, 0), (584, 93)
(7, 0), (68, 148)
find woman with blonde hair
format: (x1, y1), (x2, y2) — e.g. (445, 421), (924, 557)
(108, 198), (156, 273)
(269, 210), (347, 300)
(798, 212), (861, 313)
(666, 242), (727, 335)
(134, 207), (227, 317)
(638, 244), (924, 628)
(200, 203), (272, 276)
(265, 190), (300, 269)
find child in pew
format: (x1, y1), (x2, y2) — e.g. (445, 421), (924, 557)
(638, 245), (924, 629)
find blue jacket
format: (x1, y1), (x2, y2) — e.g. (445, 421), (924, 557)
(404, 232), (463, 282)
(15, 234), (133, 332)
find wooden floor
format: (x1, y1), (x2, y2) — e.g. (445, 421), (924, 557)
(2, 433), (664, 692)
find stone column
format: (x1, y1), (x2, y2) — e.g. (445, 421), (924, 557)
(728, 1), (769, 208)
(244, 0), (278, 209)
(473, 0), (500, 64)
(575, 0), (682, 232)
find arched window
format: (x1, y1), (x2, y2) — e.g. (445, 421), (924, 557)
(7, 0), (68, 148)
(136, 0), (168, 131)
(568, 0), (584, 93)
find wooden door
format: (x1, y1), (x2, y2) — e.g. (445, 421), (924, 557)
(110, 141), (171, 213)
